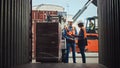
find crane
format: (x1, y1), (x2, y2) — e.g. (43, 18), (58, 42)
(72, 0), (94, 23)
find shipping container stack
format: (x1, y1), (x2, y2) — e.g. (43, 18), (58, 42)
(32, 11), (58, 23)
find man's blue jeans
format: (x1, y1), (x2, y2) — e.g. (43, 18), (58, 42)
(65, 42), (76, 63)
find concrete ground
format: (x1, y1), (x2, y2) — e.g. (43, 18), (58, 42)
(32, 52), (98, 63)
(69, 52), (98, 63)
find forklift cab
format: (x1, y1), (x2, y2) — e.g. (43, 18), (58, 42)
(86, 16), (98, 33)
(85, 16), (98, 52)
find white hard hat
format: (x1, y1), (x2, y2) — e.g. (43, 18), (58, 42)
(68, 19), (73, 22)
(67, 17), (73, 21)
(78, 20), (83, 23)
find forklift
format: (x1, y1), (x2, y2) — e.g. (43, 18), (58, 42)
(72, 0), (98, 52)
(85, 16), (98, 52)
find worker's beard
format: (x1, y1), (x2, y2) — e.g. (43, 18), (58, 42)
(69, 25), (72, 27)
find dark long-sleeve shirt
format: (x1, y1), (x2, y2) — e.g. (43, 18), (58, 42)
(78, 28), (88, 46)
(78, 29), (84, 40)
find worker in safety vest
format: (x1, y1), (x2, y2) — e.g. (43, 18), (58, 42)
(77, 22), (87, 63)
(63, 21), (77, 63)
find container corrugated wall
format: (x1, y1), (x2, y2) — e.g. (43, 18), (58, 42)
(0, 0), (32, 68)
(98, 0), (120, 68)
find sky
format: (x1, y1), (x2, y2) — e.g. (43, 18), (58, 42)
(32, 0), (97, 31)
(32, 0), (97, 21)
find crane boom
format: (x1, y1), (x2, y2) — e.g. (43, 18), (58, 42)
(72, 0), (93, 23)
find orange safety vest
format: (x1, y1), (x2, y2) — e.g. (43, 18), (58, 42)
(82, 27), (87, 38)
(65, 26), (76, 36)
(65, 26), (78, 43)
(82, 27), (88, 46)
(76, 27), (87, 44)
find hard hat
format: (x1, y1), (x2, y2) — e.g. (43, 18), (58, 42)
(67, 17), (73, 22)
(78, 20), (83, 23)
(68, 19), (73, 21)
(68, 19), (73, 23)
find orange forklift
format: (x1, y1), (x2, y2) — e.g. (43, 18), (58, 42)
(72, 0), (98, 52)
(85, 16), (98, 52)
(75, 16), (98, 52)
